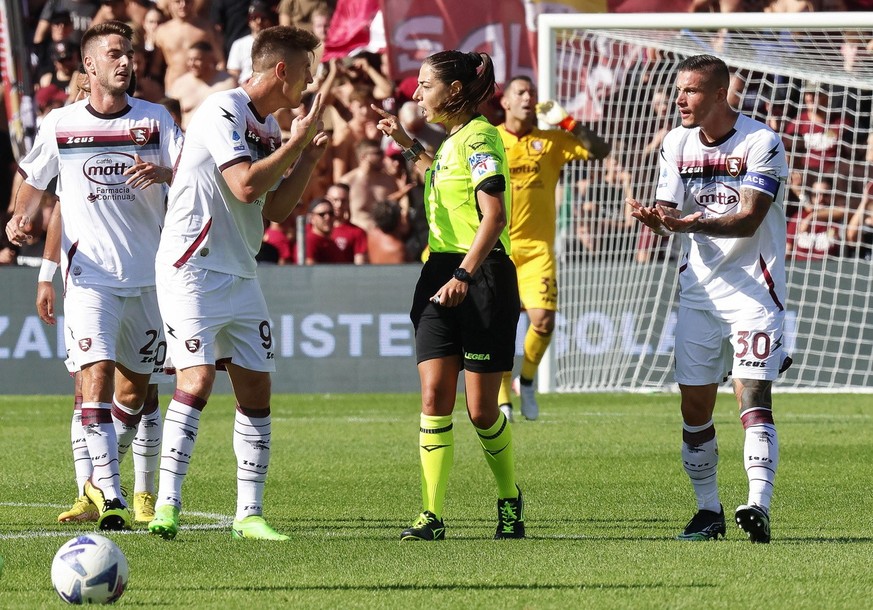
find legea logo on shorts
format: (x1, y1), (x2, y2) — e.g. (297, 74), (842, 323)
(464, 352), (491, 361)
(185, 339), (201, 353)
(82, 152), (134, 186)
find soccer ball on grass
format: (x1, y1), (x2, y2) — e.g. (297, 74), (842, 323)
(51, 534), (128, 604)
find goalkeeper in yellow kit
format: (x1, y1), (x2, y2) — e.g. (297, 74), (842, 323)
(497, 76), (611, 420)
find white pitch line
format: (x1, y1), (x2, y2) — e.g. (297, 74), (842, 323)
(0, 502), (232, 540)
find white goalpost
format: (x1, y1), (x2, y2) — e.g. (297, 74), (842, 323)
(536, 12), (873, 393)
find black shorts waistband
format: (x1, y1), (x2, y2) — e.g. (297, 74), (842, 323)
(429, 248), (508, 262)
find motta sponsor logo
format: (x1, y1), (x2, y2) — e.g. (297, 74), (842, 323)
(694, 181), (740, 214)
(82, 151), (135, 186)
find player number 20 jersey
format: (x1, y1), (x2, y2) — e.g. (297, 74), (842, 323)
(19, 97), (183, 289)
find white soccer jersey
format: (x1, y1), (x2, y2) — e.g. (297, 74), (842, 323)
(656, 113), (789, 312)
(18, 96), (183, 288)
(156, 87), (282, 279)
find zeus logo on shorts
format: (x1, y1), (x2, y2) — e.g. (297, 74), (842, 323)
(738, 359), (766, 368)
(185, 339), (201, 353)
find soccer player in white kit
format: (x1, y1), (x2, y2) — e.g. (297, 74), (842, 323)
(6, 21), (183, 530)
(628, 55), (791, 544)
(37, 204), (169, 525)
(148, 26), (328, 541)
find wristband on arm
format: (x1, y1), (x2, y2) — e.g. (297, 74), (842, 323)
(558, 115), (578, 132)
(38, 259), (58, 283)
(402, 139), (426, 162)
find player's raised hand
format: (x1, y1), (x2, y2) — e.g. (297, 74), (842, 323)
(289, 92), (324, 147)
(371, 104), (413, 149)
(301, 130), (330, 163)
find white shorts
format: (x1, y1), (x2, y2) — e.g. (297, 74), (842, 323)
(156, 265), (276, 373)
(149, 353), (176, 384)
(63, 283), (165, 376)
(674, 305), (788, 385)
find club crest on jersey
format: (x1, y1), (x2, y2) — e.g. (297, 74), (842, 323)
(185, 339), (201, 353)
(79, 338), (92, 352)
(531, 139), (544, 151)
(726, 157), (743, 177)
(129, 127), (151, 146)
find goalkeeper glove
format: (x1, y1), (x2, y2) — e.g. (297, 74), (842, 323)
(535, 100), (578, 131)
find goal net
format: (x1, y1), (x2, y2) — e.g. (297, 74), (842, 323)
(537, 12), (873, 393)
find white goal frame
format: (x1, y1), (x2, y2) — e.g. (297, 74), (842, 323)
(536, 12), (873, 393)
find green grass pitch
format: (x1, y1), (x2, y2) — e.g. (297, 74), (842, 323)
(2, 392), (873, 608)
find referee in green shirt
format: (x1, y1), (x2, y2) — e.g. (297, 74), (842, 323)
(373, 49), (524, 541)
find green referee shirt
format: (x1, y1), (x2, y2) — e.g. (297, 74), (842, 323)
(424, 115), (512, 255)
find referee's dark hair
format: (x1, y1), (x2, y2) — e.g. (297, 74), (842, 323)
(425, 50), (496, 118)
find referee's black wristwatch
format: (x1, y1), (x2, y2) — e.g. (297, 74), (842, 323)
(453, 267), (475, 284)
(402, 139), (426, 162)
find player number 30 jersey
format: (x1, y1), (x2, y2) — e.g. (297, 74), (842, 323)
(656, 113), (789, 312)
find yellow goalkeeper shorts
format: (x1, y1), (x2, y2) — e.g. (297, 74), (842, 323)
(512, 241), (558, 312)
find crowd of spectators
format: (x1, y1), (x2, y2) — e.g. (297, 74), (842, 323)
(554, 5), (873, 263)
(2, 0), (440, 268)
(3, 0), (873, 266)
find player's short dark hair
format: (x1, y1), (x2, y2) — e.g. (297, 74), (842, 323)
(80, 20), (133, 58)
(425, 50), (495, 118)
(505, 75), (533, 90)
(677, 54), (730, 90)
(251, 26), (320, 73)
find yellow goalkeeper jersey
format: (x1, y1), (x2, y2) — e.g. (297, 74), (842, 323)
(497, 124), (592, 246)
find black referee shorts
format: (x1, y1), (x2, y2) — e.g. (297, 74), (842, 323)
(410, 251), (520, 373)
